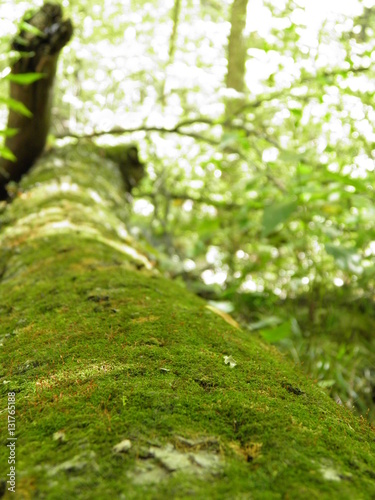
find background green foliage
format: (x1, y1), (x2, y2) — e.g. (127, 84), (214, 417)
(1, 0), (374, 419)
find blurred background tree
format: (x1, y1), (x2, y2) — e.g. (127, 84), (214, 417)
(1, 0), (374, 420)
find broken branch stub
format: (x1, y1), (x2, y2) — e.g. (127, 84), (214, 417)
(0, 2), (73, 199)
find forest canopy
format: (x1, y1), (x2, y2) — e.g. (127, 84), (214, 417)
(1, 0), (375, 421)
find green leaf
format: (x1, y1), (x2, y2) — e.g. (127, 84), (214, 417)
(278, 150), (303, 163)
(8, 49), (35, 61)
(249, 316), (282, 331)
(5, 72), (45, 84)
(325, 244), (363, 273)
(196, 217), (220, 236)
(19, 21), (45, 38)
(260, 322), (291, 343)
(290, 108), (302, 118)
(0, 145), (16, 162)
(0, 128), (18, 138)
(317, 380), (336, 388)
(12, 36), (28, 48)
(0, 96), (32, 117)
(262, 199), (298, 236)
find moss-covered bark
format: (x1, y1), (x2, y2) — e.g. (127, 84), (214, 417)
(0, 145), (375, 499)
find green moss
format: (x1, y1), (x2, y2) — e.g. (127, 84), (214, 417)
(0, 147), (375, 498)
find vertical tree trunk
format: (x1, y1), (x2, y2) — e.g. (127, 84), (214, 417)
(226, 0), (249, 116)
(0, 3), (72, 199)
(168, 0), (182, 62)
(159, 0), (182, 106)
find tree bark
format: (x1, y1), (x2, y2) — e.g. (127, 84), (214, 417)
(159, 0), (182, 106)
(0, 144), (374, 498)
(226, 0), (249, 116)
(0, 3), (72, 199)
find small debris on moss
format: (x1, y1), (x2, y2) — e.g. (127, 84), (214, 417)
(282, 381), (305, 395)
(224, 355), (237, 368)
(113, 439), (132, 454)
(53, 431), (66, 444)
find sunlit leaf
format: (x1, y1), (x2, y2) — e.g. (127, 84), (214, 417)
(0, 96), (32, 117)
(260, 322), (291, 343)
(278, 150), (304, 163)
(5, 72), (45, 84)
(249, 316), (282, 331)
(262, 199), (298, 236)
(0, 128), (18, 137)
(317, 380), (336, 388)
(19, 21), (45, 38)
(325, 244), (363, 274)
(0, 145), (16, 162)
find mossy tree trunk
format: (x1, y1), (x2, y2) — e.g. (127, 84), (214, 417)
(0, 3), (374, 499)
(0, 144), (374, 499)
